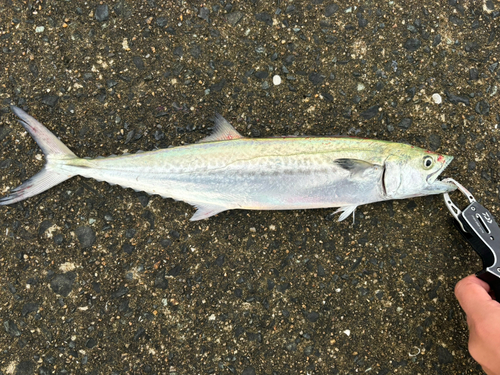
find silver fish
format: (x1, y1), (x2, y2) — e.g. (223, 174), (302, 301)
(0, 106), (456, 221)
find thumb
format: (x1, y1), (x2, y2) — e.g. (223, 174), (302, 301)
(455, 275), (494, 317)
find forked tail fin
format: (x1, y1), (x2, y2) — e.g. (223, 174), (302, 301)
(0, 106), (79, 205)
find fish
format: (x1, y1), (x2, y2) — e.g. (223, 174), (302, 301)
(0, 106), (456, 221)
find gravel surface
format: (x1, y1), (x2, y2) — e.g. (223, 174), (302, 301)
(0, 1), (499, 374)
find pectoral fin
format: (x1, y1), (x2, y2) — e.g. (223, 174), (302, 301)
(333, 205), (358, 223)
(333, 158), (379, 173)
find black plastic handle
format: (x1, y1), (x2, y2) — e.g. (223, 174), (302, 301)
(458, 202), (500, 302)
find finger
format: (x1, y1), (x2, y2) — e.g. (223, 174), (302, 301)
(455, 275), (494, 316)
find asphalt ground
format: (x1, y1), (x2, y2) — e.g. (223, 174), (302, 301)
(0, 1), (499, 374)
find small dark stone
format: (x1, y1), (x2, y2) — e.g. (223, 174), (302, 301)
(210, 79), (226, 92)
(255, 12), (272, 26)
(309, 72), (325, 85)
(111, 286), (129, 298)
(284, 55), (295, 66)
(469, 68), (479, 80)
(445, 91), (470, 105)
(227, 12), (243, 26)
(38, 220), (53, 237)
(0, 126), (10, 141)
(406, 86), (416, 101)
(214, 255), (224, 267)
(168, 264), (182, 276)
(449, 15), (463, 26)
(132, 56), (145, 70)
(286, 5), (296, 13)
(404, 38), (421, 51)
(465, 42), (479, 53)
(190, 44), (201, 58)
(360, 105), (380, 120)
(160, 238), (172, 248)
(255, 70), (269, 79)
(429, 134), (441, 151)
(358, 17), (368, 28)
(41, 95), (59, 107)
(437, 346), (453, 364)
(50, 272), (76, 297)
(15, 360), (34, 375)
(21, 302), (39, 317)
(4, 320), (21, 337)
(241, 367), (256, 375)
(306, 311), (319, 322)
(134, 327), (146, 341)
(86, 338), (97, 349)
(323, 241), (335, 251)
(75, 226), (96, 248)
(325, 4), (339, 17)
(321, 92), (333, 102)
(136, 194), (149, 207)
(475, 100), (490, 115)
(0, 159), (12, 169)
(29, 63), (38, 77)
(95, 4), (109, 22)
(156, 17), (168, 27)
(198, 7), (210, 22)
(433, 34), (442, 46)
(122, 243), (135, 254)
(489, 62), (499, 73)
(154, 269), (168, 289)
(277, 282), (290, 293)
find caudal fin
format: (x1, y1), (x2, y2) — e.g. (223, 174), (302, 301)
(0, 106), (78, 205)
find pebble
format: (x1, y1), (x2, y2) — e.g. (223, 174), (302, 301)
(432, 93), (442, 104)
(4, 320), (21, 337)
(50, 272), (76, 297)
(475, 100), (490, 115)
(95, 4), (109, 22)
(325, 4), (339, 17)
(156, 17), (168, 28)
(75, 226), (96, 248)
(227, 11), (243, 26)
(360, 105), (380, 120)
(273, 75), (281, 85)
(198, 7), (210, 22)
(35, 26), (44, 33)
(398, 118), (412, 130)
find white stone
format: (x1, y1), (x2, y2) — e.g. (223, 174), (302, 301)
(273, 75), (282, 86)
(432, 93), (442, 104)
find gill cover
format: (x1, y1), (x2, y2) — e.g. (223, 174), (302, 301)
(383, 155), (401, 198)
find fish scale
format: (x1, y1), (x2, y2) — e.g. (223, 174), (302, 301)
(0, 107), (456, 221)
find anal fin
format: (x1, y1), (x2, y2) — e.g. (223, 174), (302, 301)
(190, 203), (229, 221)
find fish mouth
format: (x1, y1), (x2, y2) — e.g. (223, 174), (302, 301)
(425, 155), (456, 193)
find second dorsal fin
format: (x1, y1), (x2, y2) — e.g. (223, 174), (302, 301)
(199, 114), (244, 143)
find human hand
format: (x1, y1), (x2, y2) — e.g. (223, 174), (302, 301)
(455, 275), (500, 375)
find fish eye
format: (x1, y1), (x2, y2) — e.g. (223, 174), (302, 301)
(423, 156), (434, 169)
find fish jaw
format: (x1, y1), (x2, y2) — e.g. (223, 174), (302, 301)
(424, 178), (457, 194)
(424, 155), (456, 194)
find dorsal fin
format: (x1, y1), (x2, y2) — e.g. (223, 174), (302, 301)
(199, 114), (244, 143)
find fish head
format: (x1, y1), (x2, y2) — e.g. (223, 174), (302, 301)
(383, 148), (456, 199)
